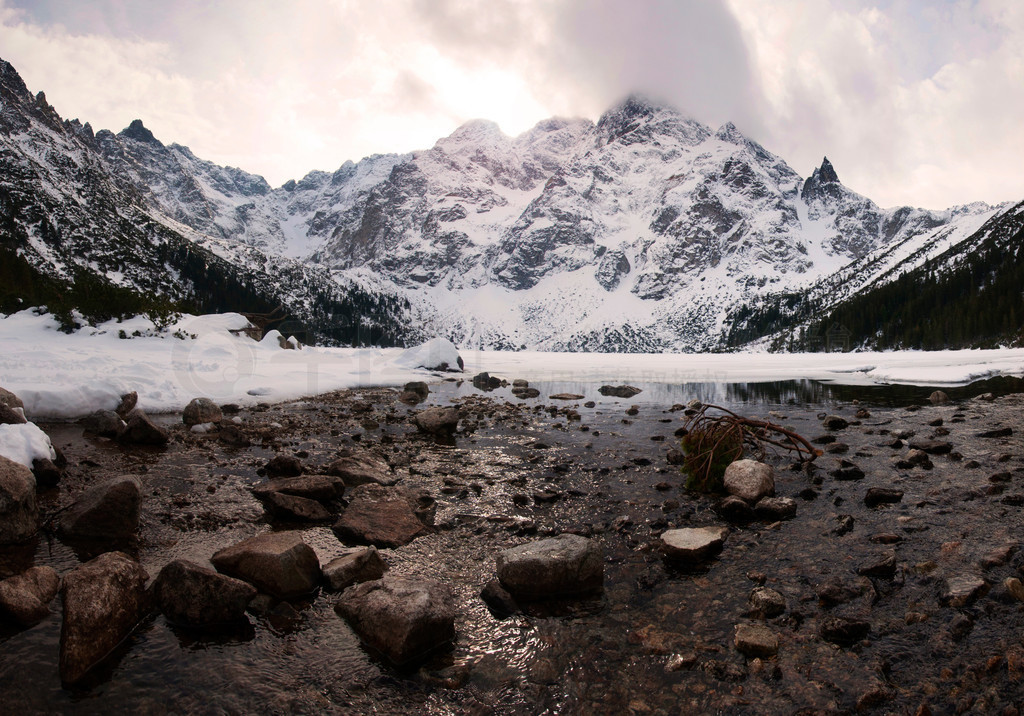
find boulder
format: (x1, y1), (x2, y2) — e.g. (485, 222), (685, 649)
(59, 476), (141, 541)
(715, 495), (755, 523)
(253, 490), (333, 522)
(32, 458), (61, 488)
(325, 453), (397, 487)
(660, 526), (729, 564)
(252, 475), (345, 503)
(942, 575), (988, 607)
(549, 393), (585, 401)
(60, 552), (149, 684)
(480, 579), (520, 617)
(908, 439), (952, 455)
(0, 565), (60, 626)
(118, 409), (169, 446)
(393, 338), (464, 372)
(265, 454), (304, 477)
(153, 559), (256, 627)
(599, 385), (643, 398)
(857, 550), (898, 579)
(81, 410), (125, 438)
(114, 391), (138, 419)
(412, 407), (460, 436)
(182, 397), (223, 426)
(218, 425), (251, 447)
(749, 586), (786, 618)
(0, 455), (38, 543)
(754, 496), (797, 521)
(511, 387), (541, 399)
(0, 386), (24, 410)
(323, 546), (388, 591)
(864, 488), (904, 507)
(335, 576), (456, 665)
(928, 390), (950, 405)
(332, 484), (434, 548)
(0, 403), (26, 425)
(211, 531), (321, 599)
(734, 623), (779, 658)
(496, 534), (604, 599)
(819, 616), (870, 646)
(822, 415), (849, 430)
(723, 460), (775, 503)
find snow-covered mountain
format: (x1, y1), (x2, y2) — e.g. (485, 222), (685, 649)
(0, 56), (1013, 350)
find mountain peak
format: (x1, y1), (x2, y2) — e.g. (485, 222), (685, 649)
(802, 156), (843, 202)
(816, 156), (839, 184)
(119, 119), (162, 146)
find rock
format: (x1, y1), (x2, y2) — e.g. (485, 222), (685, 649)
(60, 552), (149, 684)
(942, 575), (988, 607)
(496, 534), (604, 599)
(323, 546), (388, 592)
(974, 392), (995, 402)
(218, 425), (251, 447)
(32, 457), (61, 487)
(754, 496), (797, 521)
(182, 397), (223, 426)
(335, 575), (456, 665)
(0, 455), (38, 543)
(858, 550), (898, 579)
(599, 385), (642, 398)
(977, 427), (1013, 438)
(512, 379), (529, 388)
(928, 390), (950, 404)
(117, 409), (169, 446)
(908, 439), (952, 455)
(749, 587), (786, 618)
(211, 531), (321, 599)
(819, 616), (870, 646)
(511, 387), (541, 399)
(471, 372), (502, 391)
(412, 406), (460, 436)
(252, 475), (346, 503)
(0, 386), (24, 410)
(822, 415), (849, 430)
(549, 394), (585, 401)
(715, 495), (754, 523)
(666, 448), (685, 466)
(114, 391), (137, 419)
(0, 403), (26, 425)
(0, 566), (60, 626)
(253, 490), (333, 522)
(949, 613), (973, 641)
(660, 526), (729, 565)
(723, 460), (775, 503)
(403, 381), (429, 400)
(833, 514), (855, 535)
(59, 476), (141, 541)
(325, 453), (397, 487)
(265, 454), (303, 477)
(333, 484), (434, 548)
(153, 559), (256, 627)
(865, 488), (904, 507)
(480, 579), (520, 616)
(1004, 577), (1024, 603)
(393, 338), (463, 372)
(830, 463), (866, 480)
(734, 623), (779, 658)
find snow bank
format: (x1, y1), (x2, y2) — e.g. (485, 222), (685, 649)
(0, 422), (57, 468)
(0, 310), (456, 420)
(393, 338), (464, 372)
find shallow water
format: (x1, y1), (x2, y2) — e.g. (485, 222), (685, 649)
(3, 378), (1024, 714)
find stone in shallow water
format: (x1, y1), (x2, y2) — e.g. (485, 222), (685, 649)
(754, 496), (797, 521)
(332, 484), (434, 548)
(734, 623), (779, 658)
(335, 575), (455, 665)
(211, 530), (321, 600)
(323, 546), (388, 592)
(0, 455), (38, 543)
(748, 586), (786, 618)
(942, 575), (988, 607)
(723, 460), (775, 504)
(660, 527), (729, 564)
(864, 488), (904, 507)
(154, 559), (256, 627)
(59, 476), (141, 540)
(0, 565), (59, 626)
(819, 616), (871, 646)
(496, 534), (604, 599)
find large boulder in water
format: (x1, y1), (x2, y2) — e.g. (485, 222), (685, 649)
(0, 565), (60, 626)
(332, 484), (435, 548)
(412, 407), (460, 436)
(0, 455), (38, 543)
(182, 397), (223, 427)
(723, 460), (775, 504)
(335, 575), (456, 665)
(496, 534), (604, 600)
(323, 546), (388, 592)
(211, 530), (321, 599)
(59, 552), (149, 684)
(118, 409), (169, 446)
(154, 559), (256, 627)
(59, 476), (141, 541)
(393, 338), (464, 372)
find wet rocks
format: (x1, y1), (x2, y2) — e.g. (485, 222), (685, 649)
(599, 385), (642, 398)
(865, 488), (904, 507)
(908, 439), (952, 455)
(0, 401), (27, 425)
(117, 409), (169, 446)
(60, 551), (149, 684)
(335, 575), (456, 665)
(412, 406), (460, 436)
(253, 490), (333, 522)
(253, 474), (346, 503)
(976, 427), (1013, 438)
(333, 484), (435, 548)
(754, 496), (797, 521)
(0, 455), (38, 543)
(182, 397), (222, 427)
(511, 386), (541, 399)
(549, 394), (585, 401)
(153, 559), (256, 627)
(723, 459), (775, 503)
(748, 586), (786, 618)
(822, 415), (849, 430)
(325, 453), (397, 487)
(715, 495), (754, 524)
(734, 623), (779, 658)
(819, 616), (871, 646)
(480, 579), (520, 617)
(398, 381), (430, 405)
(0, 565), (60, 626)
(32, 457), (61, 487)
(323, 546), (388, 592)
(830, 461), (865, 480)
(211, 531), (321, 599)
(265, 454), (303, 477)
(472, 373), (502, 391)
(942, 575), (988, 607)
(1003, 577), (1024, 602)
(660, 526), (728, 565)
(857, 550), (898, 579)
(115, 391), (138, 418)
(496, 534), (604, 599)
(59, 476), (141, 541)
(928, 390), (950, 404)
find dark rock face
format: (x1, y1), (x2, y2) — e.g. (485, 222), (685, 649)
(118, 409), (169, 446)
(322, 546), (388, 592)
(59, 476), (141, 540)
(60, 552), (149, 684)
(332, 484), (434, 548)
(0, 565), (60, 626)
(595, 250), (631, 291)
(153, 559), (256, 627)
(496, 534), (604, 599)
(182, 397), (223, 426)
(0, 455), (38, 543)
(334, 576), (456, 665)
(211, 531), (321, 600)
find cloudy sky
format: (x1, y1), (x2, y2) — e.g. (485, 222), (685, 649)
(1, 0), (1021, 209)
